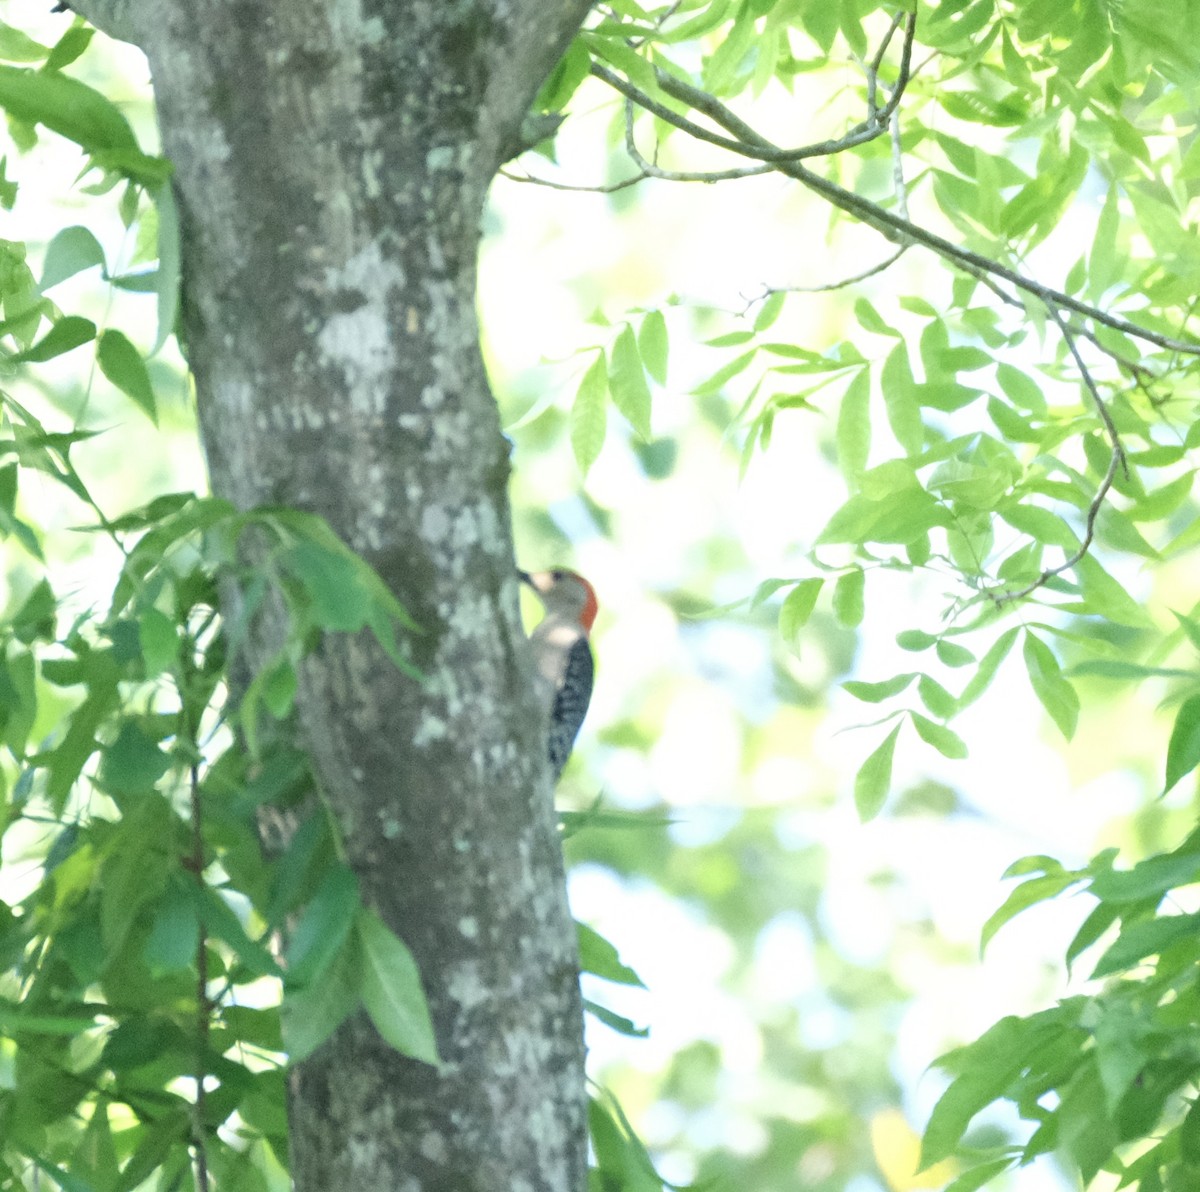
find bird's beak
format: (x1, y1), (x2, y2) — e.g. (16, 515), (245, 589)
(517, 569), (533, 586)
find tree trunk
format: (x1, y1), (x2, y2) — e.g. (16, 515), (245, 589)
(112, 1), (594, 1186)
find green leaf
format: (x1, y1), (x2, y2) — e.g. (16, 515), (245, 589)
(280, 538), (372, 631)
(753, 290), (785, 332)
(223, 1006), (283, 1053)
(287, 864), (360, 988)
(608, 324), (652, 440)
(97, 329), (157, 422)
(10, 314), (95, 363)
(819, 460), (948, 545)
(1066, 900), (1120, 973)
(137, 606), (177, 677)
(998, 502), (1078, 548)
(39, 224), (105, 290)
(917, 674), (957, 720)
(896, 629), (936, 651)
(693, 348), (755, 395)
(854, 723), (900, 820)
(0, 21), (48, 63)
(986, 396), (1039, 442)
(195, 883), (283, 978)
(0, 999), (99, 1035)
(911, 713), (968, 759)
(943, 1159), (1017, 1192)
(584, 31), (657, 94)
(44, 24), (93, 72)
(143, 875), (199, 975)
(843, 673), (917, 702)
(981, 872), (1084, 954)
(1180, 1098), (1200, 1166)
(921, 1015), (1043, 1168)
(819, 490), (947, 546)
(854, 297), (895, 337)
(836, 368), (871, 483)
(1091, 913), (1200, 979)
(778, 578), (823, 644)
(357, 908), (439, 1065)
(28, 1158), (94, 1192)
(958, 627), (1018, 709)
(1022, 632), (1080, 739)
(46, 680), (118, 811)
(571, 351), (607, 473)
(260, 657), (297, 718)
(99, 719), (172, 794)
(1174, 608), (1200, 652)
(1074, 554), (1155, 629)
(582, 998), (649, 1037)
(534, 37), (590, 111)
(588, 1089), (663, 1192)
(935, 639), (974, 667)
(1164, 695), (1200, 794)
(0, 64), (138, 153)
(832, 568), (865, 627)
(111, 1109), (190, 1192)
(637, 309), (668, 383)
(995, 362), (1045, 412)
(282, 934), (360, 1063)
(11, 577), (56, 642)
(1086, 187), (1123, 294)
(1131, 471), (1193, 523)
(881, 342), (923, 455)
(578, 921), (645, 987)
(1089, 851), (1200, 904)
(100, 795), (171, 951)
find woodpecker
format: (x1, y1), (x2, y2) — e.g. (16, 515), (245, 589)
(519, 568), (598, 780)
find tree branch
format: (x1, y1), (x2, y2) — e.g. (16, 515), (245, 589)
(498, 166), (650, 192)
(591, 63), (1200, 356)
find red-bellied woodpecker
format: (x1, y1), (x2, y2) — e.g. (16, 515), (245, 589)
(519, 568), (597, 780)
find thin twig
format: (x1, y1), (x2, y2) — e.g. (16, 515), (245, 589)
(868, 11), (917, 128)
(889, 110), (910, 224)
(990, 305), (1127, 605)
(190, 753), (210, 1192)
(497, 167), (650, 193)
(181, 633), (211, 1192)
(743, 248), (908, 310)
(869, 10), (908, 79)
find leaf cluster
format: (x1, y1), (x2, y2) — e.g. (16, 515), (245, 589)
(926, 833), (1200, 1190)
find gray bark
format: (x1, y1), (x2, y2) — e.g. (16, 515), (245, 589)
(108, 0), (594, 1187)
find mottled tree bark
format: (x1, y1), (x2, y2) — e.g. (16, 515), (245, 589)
(77, 0), (594, 1187)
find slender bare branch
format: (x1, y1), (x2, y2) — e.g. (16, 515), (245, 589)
(498, 167), (650, 192)
(744, 249), (908, 308)
(188, 753), (210, 1191)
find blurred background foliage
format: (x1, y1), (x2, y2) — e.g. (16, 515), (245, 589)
(2, 0), (1200, 1189)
